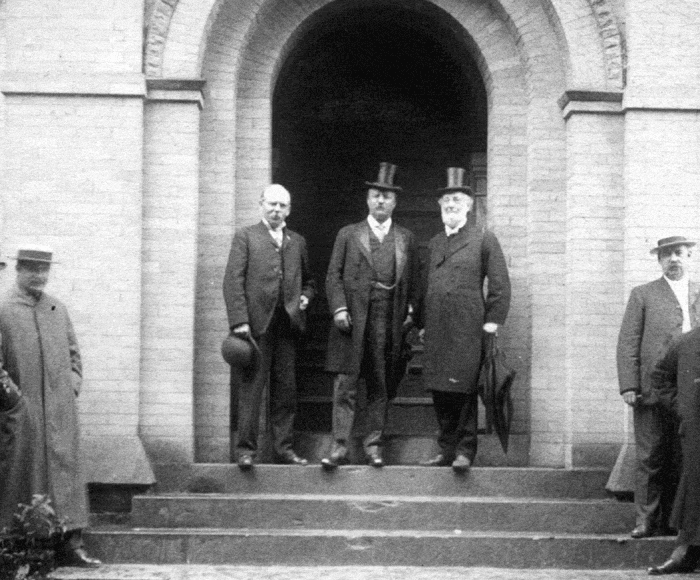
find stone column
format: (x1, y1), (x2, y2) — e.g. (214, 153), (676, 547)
(559, 91), (625, 469)
(141, 79), (204, 464)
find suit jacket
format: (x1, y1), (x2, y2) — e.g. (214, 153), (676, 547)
(617, 277), (700, 405)
(421, 225), (511, 394)
(325, 220), (419, 397)
(223, 221), (316, 337)
(650, 327), (700, 543)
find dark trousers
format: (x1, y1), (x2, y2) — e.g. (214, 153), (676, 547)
(431, 390), (479, 462)
(236, 306), (297, 460)
(332, 296), (392, 454)
(633, 403), (680, 529)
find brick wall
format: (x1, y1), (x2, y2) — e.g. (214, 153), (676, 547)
(0, 0), (646, 472)
(0, 0), (152, 482)
(3, 0), (142, 74)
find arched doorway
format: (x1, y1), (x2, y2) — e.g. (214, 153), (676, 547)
(271, 1), (489, 457)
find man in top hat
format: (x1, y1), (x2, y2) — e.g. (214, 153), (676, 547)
(0, 246), (100, 568)
(224, 184), (316, 469)
(322, 162), (420, 469)
(617, 235), (700, 538)
(419, 167), (511, 472)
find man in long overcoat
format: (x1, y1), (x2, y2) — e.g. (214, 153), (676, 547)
(420, 168), (511, 472)
(224, 184), (316, 469)
(646, 327), (700, 574)
(617, 236), (699, 538)
(322, 162), (419, 469)
(0, 246), (100, 568)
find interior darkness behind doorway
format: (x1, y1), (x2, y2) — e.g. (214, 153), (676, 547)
(271, 2), (487, 432)
(273, 3), (486, 282)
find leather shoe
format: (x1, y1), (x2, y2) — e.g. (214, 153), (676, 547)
(278, 452), (308, 466)
(56, 547), (101, 569)
(367, 451), (384, 468)
(421, 454), (454, 467)
(648, 546), (700, 575)
(237, 454), (254, 470)
(648, 558), (696, 575)
(321, 449), (348, 471)
(631, 523), (654, 539)
(452, 454), (471, 473)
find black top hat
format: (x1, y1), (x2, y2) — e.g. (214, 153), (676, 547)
(437, 167), (474, 196)
(365, 162), (402, 192)
(650, 236), (696, 255)
(221, 334), (262, 381)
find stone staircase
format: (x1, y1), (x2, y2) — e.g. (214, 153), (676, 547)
(84, 463), (673, 568)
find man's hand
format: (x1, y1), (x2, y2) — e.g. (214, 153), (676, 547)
(334, 310), (352, 332)
(483, 322), (498, 334)
(418, 328), (425, 343)
(299, 295), (309, 311)
(622, 391), (640, 406)
(233, 323), (251, 339)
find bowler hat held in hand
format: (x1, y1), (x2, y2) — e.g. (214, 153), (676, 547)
(221, 333), (261, 380)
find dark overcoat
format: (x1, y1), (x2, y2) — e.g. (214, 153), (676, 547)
(325, 221), (419, 398)
(223, 221), (316, 337)
(421, 226), (511, 394)
(651, 327), (700, 544)
(0, 287), (88, 531)
(617, 277), (700, 404)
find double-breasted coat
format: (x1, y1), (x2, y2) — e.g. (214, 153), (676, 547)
(421, 226), (511, 394)
(325, 221), (419, 399)
(651, 326), (700, 544)
(0, 286), (88, 531)
(223, 221), (316, 337)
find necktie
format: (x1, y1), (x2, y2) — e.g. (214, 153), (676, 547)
(375, 224), (386, 243)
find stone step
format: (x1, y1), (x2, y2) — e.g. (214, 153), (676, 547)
(152, 464), (612, 499)
(295, 432), (527, 466)
(248, 432), (527, 467)
(130, 494), (634, 534)
(47, 564), (676, 580)
(84, 527), (672, 568)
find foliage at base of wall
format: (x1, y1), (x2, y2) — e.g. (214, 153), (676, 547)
(0, 495), (66, 580)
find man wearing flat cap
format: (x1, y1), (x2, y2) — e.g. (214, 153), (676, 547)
(419, 167), (511, 472)
(0, 246), (100, 568)
(617, 235), (700, 539)
(322, 162), (420, 469)
(224, 184), (316, 469)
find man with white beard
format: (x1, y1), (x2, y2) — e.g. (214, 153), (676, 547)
(419, 167), (511, 472)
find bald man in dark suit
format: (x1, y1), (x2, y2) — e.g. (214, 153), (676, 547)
(224, 184), (316, 469)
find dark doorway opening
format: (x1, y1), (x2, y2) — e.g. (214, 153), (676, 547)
(272, 0), (487, 441)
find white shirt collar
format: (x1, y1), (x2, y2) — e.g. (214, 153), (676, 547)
(367, 215), (391, 232)
(664, 275), (689, 290)
(444, 217), (468, 236)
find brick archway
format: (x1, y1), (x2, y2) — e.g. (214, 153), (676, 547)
(142, 0), (626, 466)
